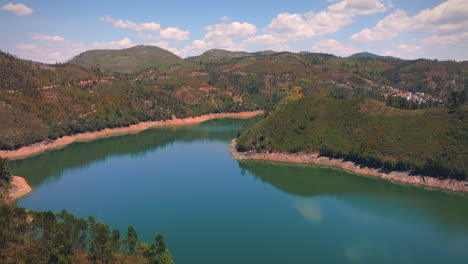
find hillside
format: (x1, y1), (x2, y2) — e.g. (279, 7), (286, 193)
(0, 51), (259, 150)
(186, 49), (252, 63)
(236, 96), (468, 180)
(1, 46), (467, 151)
(70, 45), (183, 73)
(348, 52), (402, 60)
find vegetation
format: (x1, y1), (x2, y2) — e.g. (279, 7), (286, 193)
(0, 203), (174, 264)
(186, 49), (253, 64)
(1, 46), (467, 151)
(70, 45), (184, 74)
(0, 157), (12, 188)
(348, 52), (402, 61)
(237, 96), (468, 181)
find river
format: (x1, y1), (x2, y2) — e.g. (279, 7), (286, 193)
(11, 117), (468, 264)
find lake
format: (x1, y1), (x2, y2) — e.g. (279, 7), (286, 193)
(11, 117), (468, 264)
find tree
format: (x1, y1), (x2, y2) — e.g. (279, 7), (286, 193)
(0, 157), (12, 186)
(155, 233), (167, 255)
(111, 228), (121, 253)
(448, 90), (466, 108)
(125, 226), (138, 255)
(89, 223), (114, 264)
(144, 233), (174, 264)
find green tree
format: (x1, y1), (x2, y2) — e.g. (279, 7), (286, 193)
(111, 228), (121, 253)
(89, 223), (114, 264)
(155, 233), (167, 255)
(125, 226), (138, 255)
(0, 157), (12, 186)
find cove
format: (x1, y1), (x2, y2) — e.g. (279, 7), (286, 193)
(10, 117), (468, 264)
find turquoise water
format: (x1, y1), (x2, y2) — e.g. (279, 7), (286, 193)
(11, 117), (468, 264)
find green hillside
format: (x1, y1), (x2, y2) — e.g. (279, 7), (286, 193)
(0, 51), (258, 150)
(1, 46), (467, 151)
(186, 49), (252, 63)
(348, 52), (402, 60)
(70, 45), (183, 73)
(237, 96), (468, 180)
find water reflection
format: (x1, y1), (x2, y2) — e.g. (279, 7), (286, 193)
(238, 160), (468, 232)
(294, 199), (323, 222)
(10, 116), (263, 187)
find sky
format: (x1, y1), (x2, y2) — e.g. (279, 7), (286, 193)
(1, 0), (467, 63)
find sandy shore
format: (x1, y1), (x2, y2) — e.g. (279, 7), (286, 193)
(5, 176), (32, 203)
(231, 139), (468, 193)
(0, 111), (264, 160)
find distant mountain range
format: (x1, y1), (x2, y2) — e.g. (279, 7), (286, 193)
(69, 46), (413, 74)
(1, 45), (467, 150)
(348, 52), (402, 60)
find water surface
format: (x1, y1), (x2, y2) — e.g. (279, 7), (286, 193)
(11, 117), (468, 264)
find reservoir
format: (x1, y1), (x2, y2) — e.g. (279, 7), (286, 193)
(11, 117), (468, 264)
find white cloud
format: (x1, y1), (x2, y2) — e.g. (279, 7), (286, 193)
(100, 16), (161, 31)
(32, 34), (65, 42)
(421, 32), (468, 45)
(352, 0), (468, 42)
(219, 16), (231, 21)
(16, 44), (37, 50)
(1, 3), (33, 16)
(139, 27), (190, 42)
(351, 10), (407, 41)
(397, 44), (422, 52)
(205, 21), (256, 40)
(159, 27), (190, 41)
(267, 0), (390, 40)
(328, 0), (392, 15)
(243, 34), (286, 45)
(90, 38), (134, 50)
(311, 39), (360, 56)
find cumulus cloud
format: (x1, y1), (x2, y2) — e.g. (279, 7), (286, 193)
(159, 27), (190, 41)
(421, 32), (468, 45)
(219, 16), (231, 21)
(352, 0), (468, 42)
(397, 44), (422, 52)
(140, 27), (190, 42)
(243, 34), (286, 45)
(267, 0), (391, 40)
(1, 3), (33, 16)
(328, 0), (392, 15)
(32, 34), (65, 42)
(100, 16), (161, 31)
(90, 38), (134, 50)
(311, 39), (360, 56)
(204, 21), (256, 40)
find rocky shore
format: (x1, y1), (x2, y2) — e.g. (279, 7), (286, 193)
(231, 139), (468, 193)
(5, 176), (32, 203)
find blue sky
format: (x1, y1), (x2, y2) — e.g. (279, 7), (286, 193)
(1, 0), (467, 63)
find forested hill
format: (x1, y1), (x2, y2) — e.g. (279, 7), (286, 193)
(236, 96), (468, 181)
(69, 45), (184, 74)
(1, 46), (467, 150)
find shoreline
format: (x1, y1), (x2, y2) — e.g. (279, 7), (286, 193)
(5, 176), (32, 203)
(0, 111), (264, 160)
(230, 139), (468, 193)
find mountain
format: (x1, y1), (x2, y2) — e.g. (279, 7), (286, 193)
(70, 45), (183, 74)
(348, 52), (402, 60)
(185, 49), (253, 63)
(251, 50), (278, 56)
(236, 96), (468, 180)
(1, 47), (467, 150)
